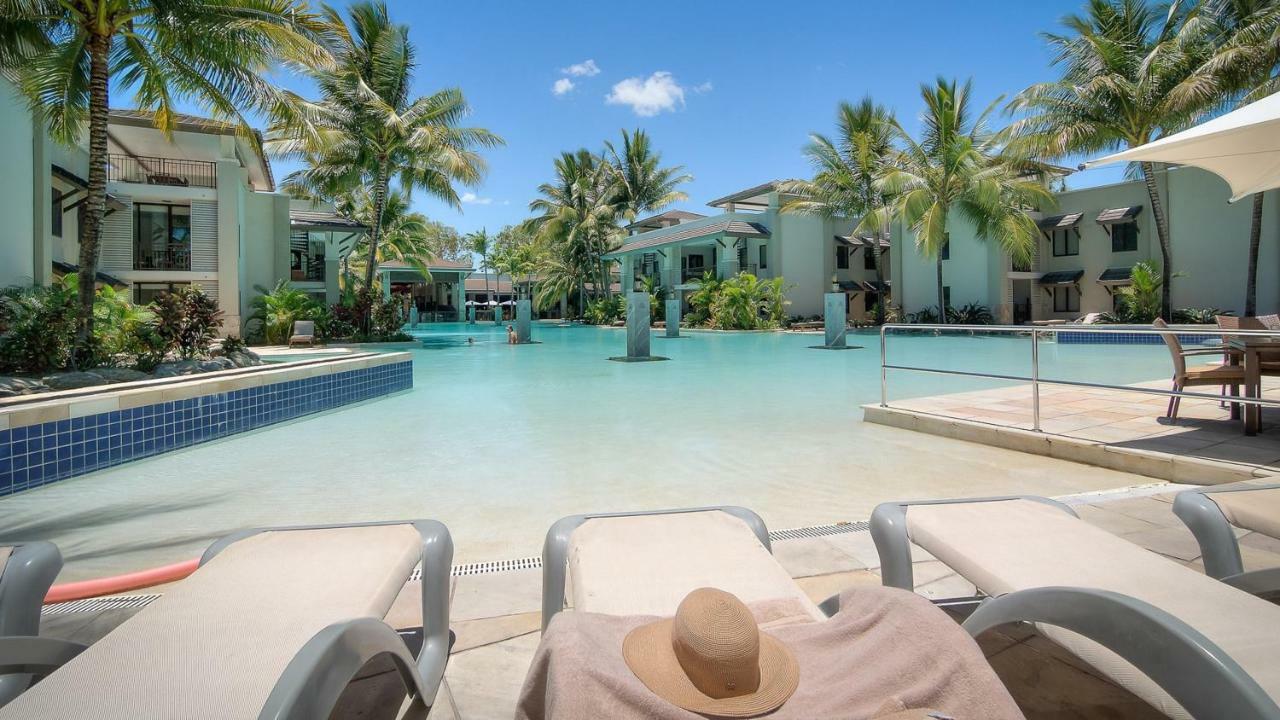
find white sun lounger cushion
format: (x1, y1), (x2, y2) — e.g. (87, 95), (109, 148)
(0, 524), (421, 720)
(906, 499), (1280, 720)
(568, 510), (825, 621)
(0, 547), (10, 578)
(1206, 486), (1280, 540)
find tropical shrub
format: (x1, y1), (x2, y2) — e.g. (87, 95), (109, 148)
(708, 274), (788, 330)
(1112, 261), (1177, 323)
(1173, 308), (1231, 325)
(151, 286), (223, 359)
(583, 295), (625, 325)
(250, 281), (320, 345)
(906, 307), (940, 324)
(946, 302), (994, 325)
(371, 295), (406, 338)
(0, 284), (80, 373)
(686, 272), (721, 326)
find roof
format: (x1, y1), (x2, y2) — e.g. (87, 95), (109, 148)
(706, 181), (794, 210)
(834, 235), (891, 249)
(289, 210), (368, 232)
(465, 277), (513, 292)
(625, 210), (706, 231)
(51, 261), (127, 288)
(380, 258), (474, 272)
(1038, 212), (1083, 230)
(606, 218), (770, 257)
(1096, 206), (1143, 225)
(1098, 267), (1133, 284)
(1038, 270), (1084, 285)
(838, 280), (891, 293)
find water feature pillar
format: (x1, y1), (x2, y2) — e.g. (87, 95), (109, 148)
(495, 305), (503, 324)
(627, 292), (650, 358)
(824, 292), (847, 348)
(665, 297), (682, 338)
(468, 305), (476, 324)
(409, 305), (419, 329)
(516, 299), (532, 343)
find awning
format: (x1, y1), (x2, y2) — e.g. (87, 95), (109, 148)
(1038, 270), (1084, 285)
(289, 210), (369, 232)
(51, 261), (127, 288)
(1096, 206), (1143, 225)
(1037, 212), (1082, 230)
(1097, 267), (1133, 285)
(1082, 90), (1280, 202)
(605, 218), (770, 258)
(838, 280), (891, 293)
(834, 235), (890, 249)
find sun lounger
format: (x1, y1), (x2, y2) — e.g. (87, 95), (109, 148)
(871, 496), (1280, 720)
(0, 542), (64, 707)
(288, 320), (316, 347)
(0, 520), (452, 719)
(1174, 481), (1280, 588)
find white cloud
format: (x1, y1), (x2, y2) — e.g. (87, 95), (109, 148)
(693, 81), (713, 94)
(562, 59), (600, 77)
(552, 78), (575, 96)
(606, 72), (686, 117)
(460, 192), (493, 205)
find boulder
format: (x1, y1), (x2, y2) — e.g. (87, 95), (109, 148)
(93, 367), (150, 384)
(42, 371), (106, 391)
(0, 376), (51, 397)
(227, 350), (263, 368)
(152, 360), (202, 378)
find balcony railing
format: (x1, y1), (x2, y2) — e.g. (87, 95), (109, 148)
(108, 154), (216, 188)
(135, 244), (191, 271)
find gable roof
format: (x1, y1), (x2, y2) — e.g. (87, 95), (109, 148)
(605, 218), (770, 257)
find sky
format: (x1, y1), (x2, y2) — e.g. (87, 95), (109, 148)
(263, 0), (1132, 237)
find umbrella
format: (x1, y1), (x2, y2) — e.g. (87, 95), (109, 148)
(487, 300), (498, 307)
(1083, 91), (1280, 202)
(464, 300), (478, 307)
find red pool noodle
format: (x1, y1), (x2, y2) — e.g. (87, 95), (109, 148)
(44, 558), (200, 604)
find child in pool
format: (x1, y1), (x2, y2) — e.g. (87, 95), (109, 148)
(507, 325), (517, 344)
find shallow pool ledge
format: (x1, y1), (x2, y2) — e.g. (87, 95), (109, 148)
(0, 352), (413, 497)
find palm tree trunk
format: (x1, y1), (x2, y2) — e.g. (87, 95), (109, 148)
(1140, 161), (1173, 321)
(873, 240), (886, 325)
(1246, 193), (1263, 316)
(936, 256), (946, 324)
(74, 32), (112, 367)
(362, 167), (390, 290)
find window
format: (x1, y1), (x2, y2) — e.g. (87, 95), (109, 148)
(290, 231), (326, 281)
(1053, 286), (1080, 313)
(864, 246), (878, 270)
(1111, 222), (1138, 252)
(939, 237), (950, 261)
(134, 203), (191, 270)
(133, 281), (190, 305)
(1052, 229), (1079, 257)
(52, 188), (64, 238)
(943, 286), (951, 309)
(758, 244), (767, 270)
(836, 245), (850, 269)
(737, 245), (748, 269)
(686, 254), (704, 269)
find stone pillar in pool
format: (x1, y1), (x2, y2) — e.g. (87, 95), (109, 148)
(620, 255), (635, 294)
(627, 292), (650, 358)
(468, 305), (476, 324)
(495, 305), (503, 324)
(666, 297), (682, 338)
(824, 292), (847, 348)
(516, 299), (532, 343)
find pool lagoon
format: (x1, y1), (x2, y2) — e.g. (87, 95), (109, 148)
(0, 323), (1175, 581)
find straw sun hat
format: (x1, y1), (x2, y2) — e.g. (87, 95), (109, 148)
(623, 588), (800, 718)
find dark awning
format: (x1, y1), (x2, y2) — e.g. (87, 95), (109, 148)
(1096, 206), (1143, 225)
(52, 261), (127, 288)
(1098, 267), (1133, 285)
(834, 235), (890, 249)
(290, 210), (369, 232)
(1038, 270), (1084, 285)
(838, 280), (891, 293)
(1037, 212), (1083, 230)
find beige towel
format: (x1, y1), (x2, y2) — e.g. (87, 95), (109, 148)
(516, 585), (1022, 720)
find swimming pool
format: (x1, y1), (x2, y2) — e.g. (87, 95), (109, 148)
(0, 323), (1176, 581)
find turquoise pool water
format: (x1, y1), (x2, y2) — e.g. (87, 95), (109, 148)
(0, 323), (1175, 581)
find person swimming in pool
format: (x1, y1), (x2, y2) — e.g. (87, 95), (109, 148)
(507, 325), (517, 344)
(466, 337), (475, 345)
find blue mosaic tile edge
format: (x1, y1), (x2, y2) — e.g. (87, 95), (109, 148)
(0, 360), (412, 497)
(1058, 331), (1215, 345)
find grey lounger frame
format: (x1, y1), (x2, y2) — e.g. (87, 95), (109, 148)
(541, 506), (770, 631)
(0, 542), (73, 708)
(1173, 483), (1280, 594)
(870, 496), (1280, 720)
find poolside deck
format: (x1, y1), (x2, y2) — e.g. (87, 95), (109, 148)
(36, 484), (1280, 719)
(866, 376), (1280, 484)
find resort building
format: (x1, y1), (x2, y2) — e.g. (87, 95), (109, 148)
(379, 258), (474, 322)
(0, 78), (366, 333)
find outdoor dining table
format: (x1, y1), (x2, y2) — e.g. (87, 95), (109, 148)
(1228, 337), (1280, 435)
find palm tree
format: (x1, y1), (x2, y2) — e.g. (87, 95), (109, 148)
(1174, 0), (1280, 315)
(528, 150), (620, 303)
(604, 129), (692, 221)
(268, 1), (502, 293)
(3, 0), (323, 362)
(341, 189), (438, 280)
(780, 98), (897, 324)
(1007, 0), (1214, 320)
(466, 229), (492, 304)
(881, 78), (1051, 321)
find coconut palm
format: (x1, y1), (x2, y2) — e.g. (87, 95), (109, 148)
(268, 0), (502, 292)
(466, 229), (493, 302)
(604, 129), (692, 221)
(1007, 0), (1215, 320)
(780, 98), (897, 324)
(341, 189), (438, 281)
(881, 78), (1051, 322)
(529, 150), (621, 302)
(2, 0), (324, 362)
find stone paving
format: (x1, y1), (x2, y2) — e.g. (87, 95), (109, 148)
(36, 483), (1280, 719)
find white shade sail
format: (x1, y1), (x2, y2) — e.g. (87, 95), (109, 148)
(1083, 91), (1280, 202)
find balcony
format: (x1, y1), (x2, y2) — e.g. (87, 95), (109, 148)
(135, 243), (190, 271)
(108, 154), (216, 189)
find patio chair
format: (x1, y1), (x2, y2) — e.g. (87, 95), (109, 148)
(1155, 318), (1245, 420)
(0, 520), (453, 719)
(530, 507), (1022, 719)
(0, 542), (64, 707)
(1173, 482), (1280, 588)
(287, 319), (316, 348)
(871, 496), (1280, 720)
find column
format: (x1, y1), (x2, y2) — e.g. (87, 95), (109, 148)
(381, 270), (391, 300)
(215, 156), (243, 333)
(716, 239), (739, 279)
(620, 254), (635, 294)
(824, 292), (847, 348)
(626, 292), (650, 358)
(31, 129), (53, 286)
(661, 247), (679, 290)
(453, 278), (464, 320)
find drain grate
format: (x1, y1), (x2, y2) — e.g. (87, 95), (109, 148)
(769, 521), (870, 541)
(43, 594), (161, 617)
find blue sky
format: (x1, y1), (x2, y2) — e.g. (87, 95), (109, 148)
(269, 0), (1130, 235)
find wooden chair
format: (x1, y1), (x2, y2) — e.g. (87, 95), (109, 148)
(1155, 319), (1245, 420)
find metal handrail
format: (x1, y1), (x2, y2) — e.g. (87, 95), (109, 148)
(878, 323), (1280, 433)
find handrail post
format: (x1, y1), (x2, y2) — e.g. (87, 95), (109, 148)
(1031, 328), (1041, 432)
(880, 324), (888, 407)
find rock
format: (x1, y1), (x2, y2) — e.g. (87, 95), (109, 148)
(228, 350), (263, 368)
(196, 359), (233, 373)
(153, 360), (202, 378)
(0, 376), (51, 397)
(92, 367), (150, 384)
(42, 371), (106, 390)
